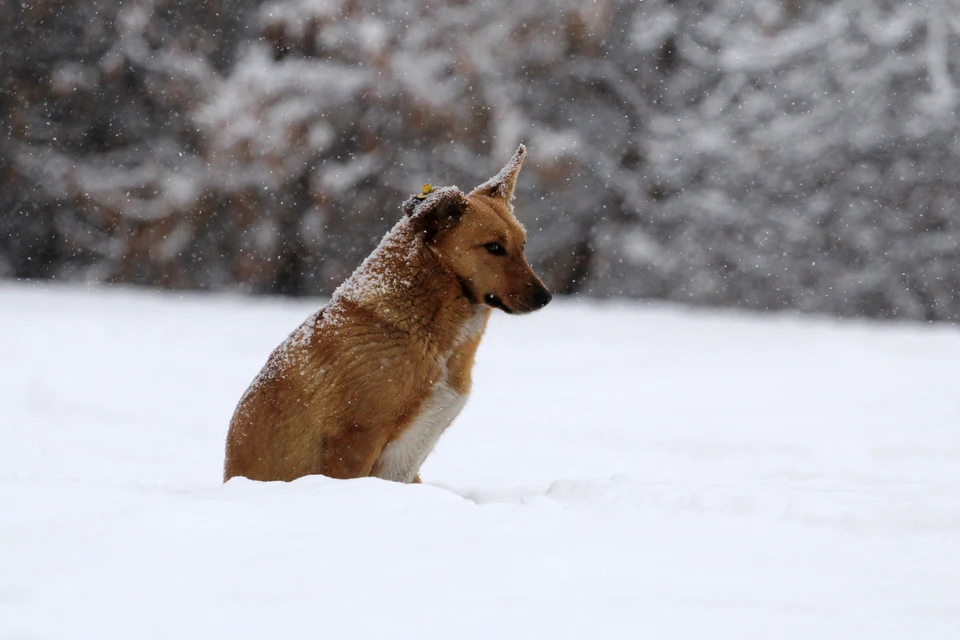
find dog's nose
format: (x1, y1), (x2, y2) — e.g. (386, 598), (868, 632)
(530, 287), (552, 311)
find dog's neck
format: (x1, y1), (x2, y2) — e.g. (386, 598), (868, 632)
(333, 217), (485, 348)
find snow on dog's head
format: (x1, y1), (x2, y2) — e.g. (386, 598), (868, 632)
(406, 145), (551, 315)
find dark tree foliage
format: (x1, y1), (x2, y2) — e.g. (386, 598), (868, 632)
(0, 0), (258, 286)
(1, 0), (958, 321)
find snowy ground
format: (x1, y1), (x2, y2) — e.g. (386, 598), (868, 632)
(1, 283), (959, 639)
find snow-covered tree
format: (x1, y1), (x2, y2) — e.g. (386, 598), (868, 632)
(0, 0), (256, 285)
(2, 0), (958, 321)
(584, 0), (960, 320)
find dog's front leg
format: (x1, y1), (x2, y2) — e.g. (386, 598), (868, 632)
(319, 427), (384, 480)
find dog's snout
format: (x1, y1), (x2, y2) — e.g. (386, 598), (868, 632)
(530, 287), (552, 311)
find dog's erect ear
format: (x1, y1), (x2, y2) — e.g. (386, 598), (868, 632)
(404, 187), (466, 236)
(469, 144), (526, 202)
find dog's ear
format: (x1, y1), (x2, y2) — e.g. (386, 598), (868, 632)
(469, 144), (525, 202)
(404, 187), (466, 237)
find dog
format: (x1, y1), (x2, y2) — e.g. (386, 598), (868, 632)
(223, 145), (551, 483)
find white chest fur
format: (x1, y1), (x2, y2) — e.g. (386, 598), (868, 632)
(371, 306), (486, 483)
(372, 378), (468, 483)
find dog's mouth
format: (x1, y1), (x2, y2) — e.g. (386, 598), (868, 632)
(483, 293), (514, 314)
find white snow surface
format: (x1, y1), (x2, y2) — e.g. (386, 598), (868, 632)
(2, 283), (959, 639)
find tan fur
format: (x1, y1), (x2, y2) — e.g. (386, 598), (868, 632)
(224, 145), (550, 483)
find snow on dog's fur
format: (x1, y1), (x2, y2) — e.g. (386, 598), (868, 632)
(224, 145), (551, 482)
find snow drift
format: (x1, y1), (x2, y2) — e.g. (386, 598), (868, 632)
(1, 284), (959, 639)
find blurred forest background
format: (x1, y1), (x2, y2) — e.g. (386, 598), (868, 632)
(2, 0), (959, 322)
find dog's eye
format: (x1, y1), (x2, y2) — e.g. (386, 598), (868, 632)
(484, 242), (506, 256)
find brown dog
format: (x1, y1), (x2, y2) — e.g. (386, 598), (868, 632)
(223, 145), (551, 483)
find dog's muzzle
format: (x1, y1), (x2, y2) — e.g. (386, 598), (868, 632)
(529, 287), (552, 311)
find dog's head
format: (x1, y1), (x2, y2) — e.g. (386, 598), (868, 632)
(404, 145), (551, 314)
